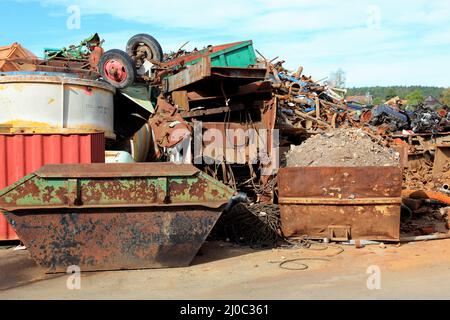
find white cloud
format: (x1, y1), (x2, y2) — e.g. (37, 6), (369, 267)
(17, 0), (450, 31)
(37, 0), (256, 29)
(10, 0), (450, 86)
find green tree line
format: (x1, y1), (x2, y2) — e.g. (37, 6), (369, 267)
(346, 86), (450, 106)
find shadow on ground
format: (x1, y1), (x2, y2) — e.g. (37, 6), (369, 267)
(0, 247), (64, 291)
(0, 240), (260, 290)
(191, 241), (267, 266)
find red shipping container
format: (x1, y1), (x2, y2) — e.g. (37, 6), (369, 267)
(0, 132), (105, 240)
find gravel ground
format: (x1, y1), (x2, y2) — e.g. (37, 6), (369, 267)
(1, 239), (450, 300)
(286, 128), (400, 167)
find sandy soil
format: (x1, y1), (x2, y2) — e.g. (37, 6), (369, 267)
(1, 238), (449, 300)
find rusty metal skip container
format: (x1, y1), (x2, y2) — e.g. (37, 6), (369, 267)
(277, 166), (402, 242)
(0, 163), (235, 272)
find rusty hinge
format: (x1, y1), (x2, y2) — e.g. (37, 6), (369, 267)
(328, 225), (351, 241)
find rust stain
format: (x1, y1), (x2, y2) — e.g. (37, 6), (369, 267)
(13, 83), (24, 91)
(1, 119), (52, 127)
(42, 186), (54, 202)
(0, 163), (235, 267)
(278, 166), (402, 241)
(5, 208), (224, 273)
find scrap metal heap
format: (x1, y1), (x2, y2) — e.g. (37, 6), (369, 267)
(266, 60), (354, 134)
(0, 34), (104, 78)
(1, 34), (449, 250)
(140, 42), (449, 244)
(263, 59), (450, 137)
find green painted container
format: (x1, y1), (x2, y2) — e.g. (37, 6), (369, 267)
(198, 41), (257, 68)
(164, 40), (257, 69)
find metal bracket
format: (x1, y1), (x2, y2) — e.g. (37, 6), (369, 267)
(328, 225), (351, 241)
(67, 179), (80, 206)
(157, 177), (170, 204)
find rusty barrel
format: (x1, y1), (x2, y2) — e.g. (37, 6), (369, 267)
(278, 166), (402, 241)
(0, 163), (235, 272)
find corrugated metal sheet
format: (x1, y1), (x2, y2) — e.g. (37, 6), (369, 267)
(0, 132), (105, 240)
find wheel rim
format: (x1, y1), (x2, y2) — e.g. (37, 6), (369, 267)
(133, 44), (153, 64)
(103, 59), (127, 84)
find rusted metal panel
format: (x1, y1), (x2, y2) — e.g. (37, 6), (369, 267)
(164, 57), (211, 92)
(118, 85), (155, 114)
(433, 143), (450, 178)
(130, 123), (152, 162)
(278, 166), (402, 241)
(0, 43), (36, 72)
(0, 163), (235, 272)
(210, 67), (267, 80)
(163, 57), (267, 93)
(181, 104), (246, 118)
(201, 122), (263, 164)
(175, 81), (271, 114)
(0, 133), (105, 240)
(171, 90), (189, 112)
(4, 209), (221, 271)
(391, 143), (409, 169)
(33, 162), (197, 178)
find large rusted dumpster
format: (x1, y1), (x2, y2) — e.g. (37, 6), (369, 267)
(0, 163), (235, 272)
(278, 167), (402, 241)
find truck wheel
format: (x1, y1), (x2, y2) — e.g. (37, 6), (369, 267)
(99, 49), (136, 89)
(126, 34), (163, 64)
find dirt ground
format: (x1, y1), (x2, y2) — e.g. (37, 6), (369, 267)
(1, 238), (450, 300)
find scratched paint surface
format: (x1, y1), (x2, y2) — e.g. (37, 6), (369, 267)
(0, 163), (235, 272)
(278, 166), (402, 241)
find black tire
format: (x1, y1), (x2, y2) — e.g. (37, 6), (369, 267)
(99, 49), (136, 89)
(126, 33), (163, 62)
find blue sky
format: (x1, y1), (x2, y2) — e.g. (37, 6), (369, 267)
(2, 0), (450, 87)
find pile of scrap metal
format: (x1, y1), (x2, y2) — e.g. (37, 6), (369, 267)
(0, 42), (36, 71)
(1, 35), (276, 197)
(244, 57), (449, 142)
(400, 134), (450, 189)
(262, 59), (354, 134)
(0, 34), (284, 250)
(2, 33), (449, 248)
(408, 103), (450, 134)
(2, 33), (449, 275)
(366, 104), (410, 134)
(0, 34), (104, 78)
(91, 34), (450, 234)
(104, 37), (277, 202)
(363, 101), (449, 135)
(394, 132), (450, 237)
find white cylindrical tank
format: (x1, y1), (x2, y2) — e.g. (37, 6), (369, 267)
(0, 72), (116, 138)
